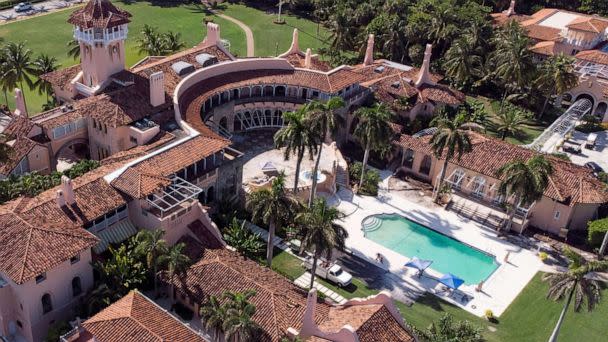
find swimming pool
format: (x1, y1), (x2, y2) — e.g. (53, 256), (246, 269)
(362, 214), (498, 284)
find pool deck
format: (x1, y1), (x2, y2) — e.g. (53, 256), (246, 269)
(334, 171), (542, 317)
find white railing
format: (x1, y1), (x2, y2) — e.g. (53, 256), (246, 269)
(73, 25), (128, 45)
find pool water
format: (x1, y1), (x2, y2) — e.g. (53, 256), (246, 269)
(363, 214), (498, 284)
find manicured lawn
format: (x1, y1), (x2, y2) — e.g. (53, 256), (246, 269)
(470, 95), (548, 145)
(220, 4), (329, 57)
(271, 250), (607, 342)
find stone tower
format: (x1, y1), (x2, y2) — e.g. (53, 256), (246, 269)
(68, 0), (131, 92)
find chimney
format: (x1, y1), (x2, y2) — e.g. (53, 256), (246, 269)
(149, 71), (165, 107)
(304, 48), (312, 69)
(288, 29), (300, 55)
(56, 190), (66, 208)
(14, 88), (27, 117)
(364, 34), (374, 66)
(61, 175), (76, 206)
(506, 1), (516, 16)
(204, 22), (221, 47)
(415, 44), (435, 88)
(299, 289), (318, 339)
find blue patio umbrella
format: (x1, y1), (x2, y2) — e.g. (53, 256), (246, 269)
(439, 273), (465, 290)
(404, 257), (433, 273)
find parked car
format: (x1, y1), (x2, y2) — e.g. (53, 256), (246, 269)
(562, 141), (582, 154)
(585, 133), (598, 149)
(585, 161), (605, 176)
(303, 256), (352, 287)
(13, 2), (33, 12)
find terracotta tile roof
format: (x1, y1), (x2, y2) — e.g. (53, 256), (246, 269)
(0, 212), (99, 284)
(418, 83), (466, 105)
(0, 136), (38, 176)
(80, 290), (206, 342)
(68, 0), (131, 29)
(187, 219), (224, 249)
(314, 305), (415, 342)
(285, 52), (332, 72)
(520, 9), (560, 26)
(530, 41), (558, 56)
(41, 65), (81, 92)
(2, 115), (36, 138)
(575, 49), (608, 65)
(111, 135), (229, 198)
(567, 17), (608, 33)
(175, 234), (205, 260)
(491, 12), (531, 26)
(523, 24), (561, 41)
(164, 248), (332, 342)
(395, 132), (608, 205)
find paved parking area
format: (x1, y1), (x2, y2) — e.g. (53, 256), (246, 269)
(0, 0), (81, 22)
(561, 130), (608, 172)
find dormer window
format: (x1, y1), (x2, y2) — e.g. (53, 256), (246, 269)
(35, 273), (47, 284)
(70, 254), (80, 264)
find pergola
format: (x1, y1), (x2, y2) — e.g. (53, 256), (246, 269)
(147, 176), (202, 218)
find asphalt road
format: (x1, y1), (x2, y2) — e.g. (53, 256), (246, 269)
(0, 0), (81, 21)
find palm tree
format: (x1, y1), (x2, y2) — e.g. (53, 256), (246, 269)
(2, 42), (36, 113)
(137, 24), (166, 56)
(495, 105), (529, 140)
(430, 114), (478, 203)
(134, 229), (168, 297)
(544, 248), (608, 342)
(489, 21), (535, 110)
(274, 105), (317, 192)
(352, 103), (394, 189)
(443, 37), (483, 88)
(0, 50), (12, 106)
(222, 290), (260, 342)
(32, 54), (59, 102)
(162, 31), (186, 54)
(535, 54), (579, 119)
(66, 39), (80, 60)
(200, 295), (226, 340)
(158, 242), (190, 303)
(297, 197), (348, 289)
(246, 173), (298, 267)
(414, 313), (484, 342)
(307, 97), (345, 206)
(495, 155), (553, 231)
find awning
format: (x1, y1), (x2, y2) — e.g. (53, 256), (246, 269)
(93, 219), (138, 254)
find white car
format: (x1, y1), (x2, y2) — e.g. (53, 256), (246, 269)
(303, 256), (352, 287)
(13, 2), (33, 12)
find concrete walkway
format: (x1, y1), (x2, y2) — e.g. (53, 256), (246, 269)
(294, 272), (347, 304)
(213, 12), (255, 57)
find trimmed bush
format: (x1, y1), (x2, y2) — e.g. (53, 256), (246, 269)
(575, 123), (605, 133)
(587, 218), (608, 248)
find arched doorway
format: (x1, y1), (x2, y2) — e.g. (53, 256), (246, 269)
(575, 93), (595, 108)
(206, 186), (215, 203)
(594, 102), (607, 120)
(72, 277), (82, 297)
(55, 139), (90, 172)
(275, 86), (286, 97)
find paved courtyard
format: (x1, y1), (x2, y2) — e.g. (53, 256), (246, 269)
(563, 130), (608, 171)
(334, 171), (543, 317)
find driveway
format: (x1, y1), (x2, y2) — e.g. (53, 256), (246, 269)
(562, 130), (608, 172)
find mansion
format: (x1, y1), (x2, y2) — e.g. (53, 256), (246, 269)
(493, 1), (608, 121)
(1, 0), (607, 341)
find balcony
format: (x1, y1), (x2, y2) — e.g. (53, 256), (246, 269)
(73, 25), (128, 45)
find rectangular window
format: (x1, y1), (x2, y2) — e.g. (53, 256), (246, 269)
(130, 136), (138, 144)
(35, 273), (46, 284)
(70, 254), (80, 264)
(554, 211), (561, 220)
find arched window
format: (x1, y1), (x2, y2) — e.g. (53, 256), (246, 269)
(451, 169), (465, 190)
(402, 149), (415, 169)
(41, 294), (53, 314)
(206, 186), (215, 203)
(471, 176), (486, 199)
(419, 155), (432, 175)
(72, 277), (82, 297)
(241, 87), (251, 98)
(275, 86), (286, 97)
(263, 85), (274, 97)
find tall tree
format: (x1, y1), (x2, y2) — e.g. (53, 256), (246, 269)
(66, 39), (80, 60)
(92, 245), (147, 296)
(246, 173), (298, 267)
(430, 113), (478, 202)
(222, 290), (261, 342)
(297, 197), (348, 289)
(307, 97), (345, 206)
(495, 105), (529, 140)
(2, 42), (36, 113)
(200, 295), (227, 340)
(134, 229), (168, 297)
(0, 49), (12, 106)
(162, 31), (186, 54)
(443, 37), (483, 88)
(489, 20), (535, 110)
(534, 54), (578, 119)
(353, 103), (394, 189)
(274, 105), (318, 192)
(495, 155), (553, 231)
(544, 248), (608, 342)
(32, 54), (59, 103)
(158, 242), (190, 303)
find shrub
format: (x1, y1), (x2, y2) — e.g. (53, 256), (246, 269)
(551, 152), (570, 161)
(348, 162), (380, 196)
(45, 320), (71, 342)
(539, 252), (548, 262)
(597, 172), (608, 184)
(223, 217), (265, 260)
(587, 218), (608, 248)
(575, 122), (605, 133)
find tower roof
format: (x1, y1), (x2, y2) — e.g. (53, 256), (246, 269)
(68, 0), (131, 29)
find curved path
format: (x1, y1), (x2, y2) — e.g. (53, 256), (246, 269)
(214, 12), (255, 57)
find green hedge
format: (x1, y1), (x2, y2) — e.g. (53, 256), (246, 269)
(588, 218), (608, 248)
